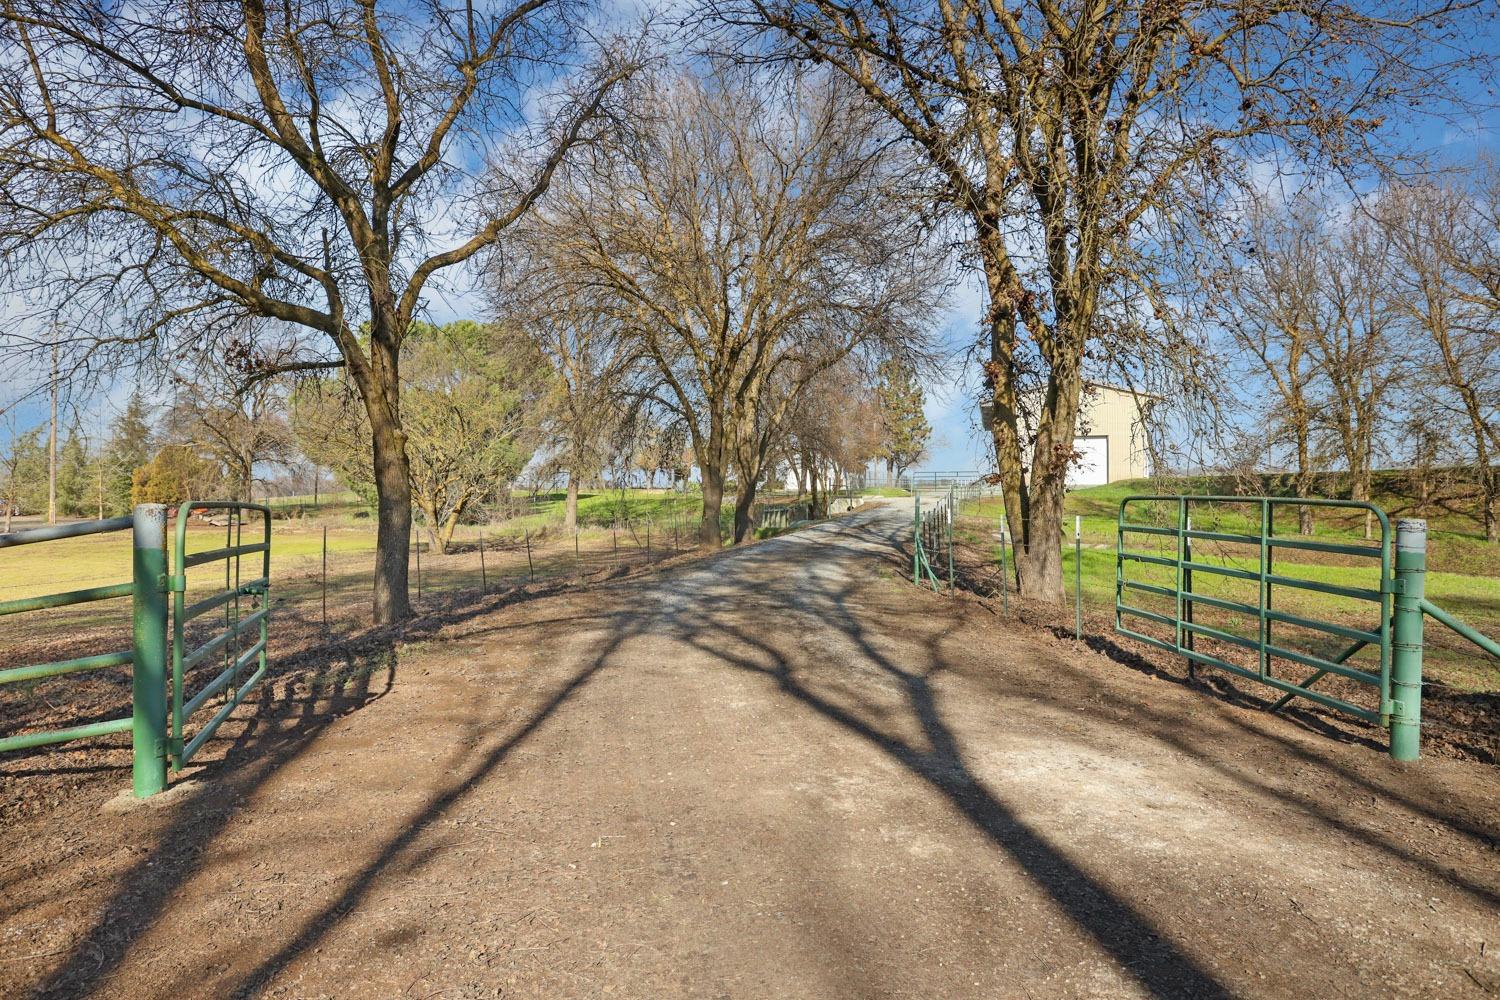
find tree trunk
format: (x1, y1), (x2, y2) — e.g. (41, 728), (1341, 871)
(699, 464), (724, 548)
(437, 499), (467, 556)
(358, 321), (413, 624)
(1294, 423), (1314, 535)
(988, 309), (1083, 604)
(733, 481), (757, 543)
(418, 497), (442, 554)
(1014, 383), (1076, 602)
(1351, 465), (1372, 540)
(565, 473), (579, 534)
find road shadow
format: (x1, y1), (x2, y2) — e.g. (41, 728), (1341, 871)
(13, 505), (1496, 999)
(642, 513), (1235, 999)
(17, 577), (609, 999)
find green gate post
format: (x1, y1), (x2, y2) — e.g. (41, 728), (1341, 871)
(1183, 514), (1195, 679)
(1389, 518), (1426, 761)
(131, 504), (168, 798)
(947, 485), (955, 595)
(1074, 515), (1083, 641)
(912, 492), (921, 585)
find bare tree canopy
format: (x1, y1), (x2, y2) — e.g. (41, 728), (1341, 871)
(705, 0), (1492, 599)
(509, 65), (945, 547)
(1381, 175), (1500, 541)
(0, 0), (640, 622)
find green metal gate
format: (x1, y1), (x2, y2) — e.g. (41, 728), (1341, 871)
(0, 501), (272, 796)
(170, 501), (271, 770)
(1115, 495), (1499, 760)
(912, 488), (954, 593)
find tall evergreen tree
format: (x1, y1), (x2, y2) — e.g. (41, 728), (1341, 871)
(102, 392), (155, 516)
(876, 360), (929, 484)
(56, 421), (92, 516)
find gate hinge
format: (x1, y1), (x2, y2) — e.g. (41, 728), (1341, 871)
(168, 573), (187, 593)
(1382, 578), (1404, 595)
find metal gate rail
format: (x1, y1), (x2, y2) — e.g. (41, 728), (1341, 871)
(1116, 495), (1499, 759)
(0, 515), (138, 752)
(1116, 495), (1393, 733)
(1, 501), (274, 796)
(170, 501), (271, 769)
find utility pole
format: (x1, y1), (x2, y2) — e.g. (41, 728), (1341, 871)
(47, 339), (58, 524)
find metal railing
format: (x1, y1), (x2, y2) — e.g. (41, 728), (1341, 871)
(170, 501), (271, 770)
(0, 501), (273, 796)
(755, 502), (811, 530)
(0, 514), (141, 763)
(912, 487), (955, 593)
(1114, 495), (1498, 760)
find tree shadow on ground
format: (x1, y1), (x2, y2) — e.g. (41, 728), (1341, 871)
(17, 507), (1498, 999)
(19, 576), (607, 999)
(647, 520), (1234, 999)
(892, 519), (1500, 892)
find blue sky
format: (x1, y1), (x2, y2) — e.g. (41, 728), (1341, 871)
(5, 15), (1497, 478)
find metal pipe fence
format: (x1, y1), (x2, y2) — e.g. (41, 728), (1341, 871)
(1, 501), (275, 796)
(0, 515), (139, 765)
(1112, 495), (1498, 760)
(907, 488), (1496, 760)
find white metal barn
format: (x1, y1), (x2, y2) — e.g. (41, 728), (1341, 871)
(981, 382), (1157, 487)
(1067, 383), (1157, 486)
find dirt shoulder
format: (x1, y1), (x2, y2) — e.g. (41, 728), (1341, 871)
(2, 505), (1497, 999)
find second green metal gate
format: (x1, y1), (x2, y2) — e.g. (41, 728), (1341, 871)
(170, 501), (272, 770)
(1115, 494), (1499, 760)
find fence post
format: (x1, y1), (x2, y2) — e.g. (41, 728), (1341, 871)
(947, 485), (955, 595)
(912, 492), (921, 585)
(478, 535), (487, 593)
(524, 527), (534, 583)
(1074, 515), (1083, 641)
(1389, 518), (1426, 761)
(1183, 514), (1195, 679)
(131, 504), (168, 798)
(321, 524), (328, 630)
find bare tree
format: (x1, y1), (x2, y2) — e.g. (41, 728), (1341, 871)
(496, 299), (638, 534)
(1383, 178), (1500, 541)
(166, 355), (294, 502)
(710, 0), (1487, 599)
(0, 1), (638, 622)
(1308, 215), (1401, 539)
(782, 360), (884, 512)
(1214, 195), (1327, 534)
(524, 66), (941, 547)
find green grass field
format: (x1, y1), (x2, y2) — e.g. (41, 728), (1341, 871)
(0, 488), (746, 650)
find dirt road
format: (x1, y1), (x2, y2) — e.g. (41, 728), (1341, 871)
(3, 503), (1498, 999)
